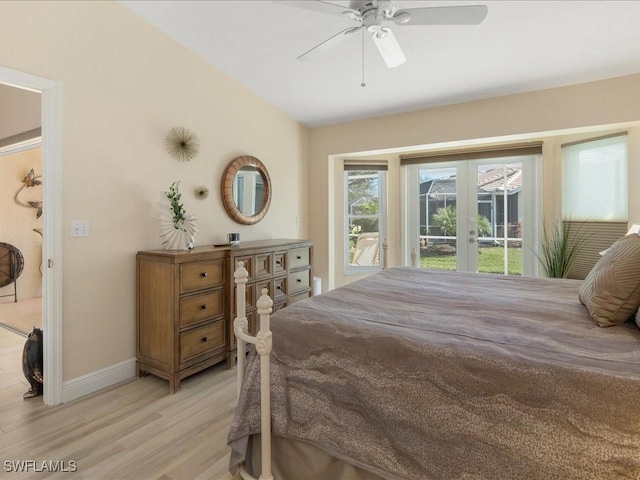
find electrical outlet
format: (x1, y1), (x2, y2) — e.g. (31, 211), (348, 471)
(71, 220), (90, 237)
(296, 216), (301, 227)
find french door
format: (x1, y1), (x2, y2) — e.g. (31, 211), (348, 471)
(406, 155), (538, 276)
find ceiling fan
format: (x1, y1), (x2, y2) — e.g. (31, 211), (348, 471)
(279, 0), (488, 68)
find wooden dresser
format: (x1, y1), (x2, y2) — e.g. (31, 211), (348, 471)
(136, 239), (313, 392)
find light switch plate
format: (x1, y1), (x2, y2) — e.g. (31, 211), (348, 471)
(71, 220), (90, 237)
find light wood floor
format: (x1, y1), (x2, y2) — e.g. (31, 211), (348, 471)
(0, 297), (42, 336)
(0, 327), (242, 480)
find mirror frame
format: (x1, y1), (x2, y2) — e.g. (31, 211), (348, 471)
(221, 155), (272, 225)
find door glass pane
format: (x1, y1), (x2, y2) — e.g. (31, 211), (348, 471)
(476, 163), (522, 275)
(418, 167), (457, 270)
(347, 170), (382, 267)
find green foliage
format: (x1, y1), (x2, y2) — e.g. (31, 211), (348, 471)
(431, 205), (491, 237)
(165, 181), (186, 227)
(476, 214), (491, 237)
(431, 205), (457, 235)
(536, 220), (589, 278)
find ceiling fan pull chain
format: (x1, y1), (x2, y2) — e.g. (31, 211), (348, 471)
(361, 27), (366, 88)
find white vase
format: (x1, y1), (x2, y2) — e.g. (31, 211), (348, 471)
(158, 195), (198, 250)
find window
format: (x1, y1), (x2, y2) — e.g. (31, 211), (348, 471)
(344, 163), (387, 274)
(562, 133), (627, 221)
(561, 133), (628, 279)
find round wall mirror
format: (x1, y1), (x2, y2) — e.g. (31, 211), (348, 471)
(221, 155), (272, 225)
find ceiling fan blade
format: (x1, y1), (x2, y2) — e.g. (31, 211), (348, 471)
(274, 0), (359, 18)
(370, 28), (406, 68)
(392, 5), (488, 25)
(297, 26), (362, 61)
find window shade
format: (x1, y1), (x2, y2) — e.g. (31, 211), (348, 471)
(344, 159), (388, 171)
(565, 221), (628, 280)
(400, 142), (542, 165)
(561, 133), (627, 222)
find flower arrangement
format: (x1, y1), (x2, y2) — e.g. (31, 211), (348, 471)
(158, 181), (198, 250)
(166, 181), (187, 226)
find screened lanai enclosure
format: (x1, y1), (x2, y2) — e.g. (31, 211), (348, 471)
(418, 164), (524, 275)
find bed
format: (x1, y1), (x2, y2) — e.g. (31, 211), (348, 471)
(227, 252), (640, 479)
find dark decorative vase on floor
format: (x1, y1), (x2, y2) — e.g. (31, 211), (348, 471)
(22, 326), (43, 399)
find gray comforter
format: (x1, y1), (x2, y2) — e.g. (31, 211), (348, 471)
(228, 268), (640, 479)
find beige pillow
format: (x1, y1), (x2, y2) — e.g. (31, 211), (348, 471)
(579, 234), (640, 327)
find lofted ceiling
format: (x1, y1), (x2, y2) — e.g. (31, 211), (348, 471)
(124, 1), (640, 128)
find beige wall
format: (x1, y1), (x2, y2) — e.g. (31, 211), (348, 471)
(0, 2), (309, 382)
(0, 147), (43, 300)
(310, 75), (640, 289)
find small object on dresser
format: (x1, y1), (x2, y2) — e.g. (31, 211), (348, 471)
(228, 233), (240, 245)
(22, 326), (43, 399)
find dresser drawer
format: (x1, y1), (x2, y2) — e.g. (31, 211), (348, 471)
(233, 282), (255, 313)
(180, 321), (225, 364)
(180, 290), (224, 328)
(289, 247), (310, 269)
(180, 259), (225, 293)
(256, 253), (273, 279)
(273, 251), (287, 274)
(289, 269), (310, 293)
(274, 276), (287, 302)
(289, 291), (310, 305)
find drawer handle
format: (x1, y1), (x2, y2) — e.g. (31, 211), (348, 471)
(201, 336), (208, 343)
(276, 286), (282, 291)
(296, 255), (302, 260)
(276, 260), (282, 266)
(200, 304), (207, 310)
(201, 272), (208, 278)
(297, 279), (302, 283)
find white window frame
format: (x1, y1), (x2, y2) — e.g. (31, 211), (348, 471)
(344, 167), (387, 275)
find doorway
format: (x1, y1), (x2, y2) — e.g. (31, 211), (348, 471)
(406, 155), (539, 276)
(0, 65), (62, 405)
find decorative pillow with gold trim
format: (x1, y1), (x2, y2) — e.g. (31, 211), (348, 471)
(579, 234), (640, 327)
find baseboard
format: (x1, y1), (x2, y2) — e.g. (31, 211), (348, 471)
(62, 358), (137, 403)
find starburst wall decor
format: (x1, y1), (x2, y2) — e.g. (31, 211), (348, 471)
(165, 126), (200, 162)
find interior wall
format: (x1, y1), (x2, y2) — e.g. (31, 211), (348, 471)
(309, 74), (640, 290)
(0, 1), (309, 383)
(0, 147), (43, 300)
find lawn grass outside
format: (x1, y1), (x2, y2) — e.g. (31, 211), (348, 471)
(421, 246), (522, 275)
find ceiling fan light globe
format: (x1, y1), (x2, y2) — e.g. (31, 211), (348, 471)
(392, 11), (411, 25)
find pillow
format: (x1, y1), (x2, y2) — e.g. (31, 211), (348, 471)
(579, 234), (640, 327)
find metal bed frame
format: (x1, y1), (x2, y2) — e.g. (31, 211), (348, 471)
(232, 240), (390, 480)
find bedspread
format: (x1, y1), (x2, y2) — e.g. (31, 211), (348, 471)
(228, 268), (640, 479)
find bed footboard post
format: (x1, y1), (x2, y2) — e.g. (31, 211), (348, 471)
(411, 248), (418, 267)
(382, 238), (389, 269)
(256, 289), (274, 480)
(233, 261), (249, 399)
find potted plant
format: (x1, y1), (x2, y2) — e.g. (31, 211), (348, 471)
(536, 219), (589, 278)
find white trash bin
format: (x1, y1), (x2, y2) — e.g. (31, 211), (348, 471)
(312, 276), (322, 296)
